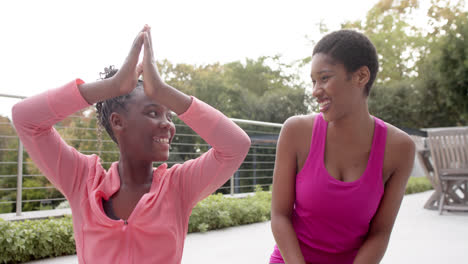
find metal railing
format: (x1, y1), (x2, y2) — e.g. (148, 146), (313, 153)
(0, 94), (281, 216)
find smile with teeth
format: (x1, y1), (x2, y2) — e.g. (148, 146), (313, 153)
(154, 137), (170, 144)
(319, 99), (331, 111)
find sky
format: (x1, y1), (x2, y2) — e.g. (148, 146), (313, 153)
(0, 0), (466, 118)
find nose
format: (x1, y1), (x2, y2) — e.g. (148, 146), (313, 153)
(311, 82), (322, 98)
(159, 118), (171, 128)
(159, 116), (176, 133)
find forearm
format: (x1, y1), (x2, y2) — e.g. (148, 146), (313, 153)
(175, 97), (250, 206)
(78, 78), (122, 105)
(146, 79), (192, 115)
(271, 214), (307, 264)
(353, 232), (390, 264)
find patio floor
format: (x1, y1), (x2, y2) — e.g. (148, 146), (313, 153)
(25, 190), (468, 264)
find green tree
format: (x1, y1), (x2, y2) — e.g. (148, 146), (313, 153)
(416, 11), (468, 126)
(161, 56), (311, 123)
(342, 0), (424, 84)
(341, 0), (467, 128)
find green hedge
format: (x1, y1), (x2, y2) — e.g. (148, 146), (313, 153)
(0, 180), (432, 263)
(189, 186), (271, 232)
(0, 216), (75, 263)
(405, 176), (433, 195)
(0, 187), (270, 263)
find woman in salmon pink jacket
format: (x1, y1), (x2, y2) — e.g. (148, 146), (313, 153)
(12, 25), (251, 264)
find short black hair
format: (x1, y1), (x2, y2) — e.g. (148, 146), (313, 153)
(95, 66), (143, 144)
(313, 29), (379, 96)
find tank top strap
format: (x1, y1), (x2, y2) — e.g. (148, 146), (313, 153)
(367, 116), (387, 176)
(310, 113), (327, 155)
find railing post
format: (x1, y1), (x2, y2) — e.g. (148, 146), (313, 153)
(253, 148), (257, 186)
(230, 174), (234, 195)
(16, 140), (23, 216)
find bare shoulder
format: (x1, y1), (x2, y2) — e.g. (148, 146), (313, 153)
(385, 123), (416, 153)
(282, 114), (317, 135)
(383, 122), (416, 174)
(283, 114), (316, 129)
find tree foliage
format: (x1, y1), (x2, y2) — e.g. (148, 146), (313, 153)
(342, 0), (468, 128)
(160, 56), (311, 123)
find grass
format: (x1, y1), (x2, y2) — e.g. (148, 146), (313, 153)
(405, 176), (433, 195)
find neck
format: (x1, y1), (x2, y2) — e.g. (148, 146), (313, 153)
(327, 100), (374, 142)
(117, 155), (153, 187)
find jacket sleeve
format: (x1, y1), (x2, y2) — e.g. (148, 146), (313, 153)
(11, 79), (94, 200)
(171, 97), (251, 209)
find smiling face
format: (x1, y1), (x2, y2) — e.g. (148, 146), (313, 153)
(311, 53), (367, 122)
(113, 89), (176, 162)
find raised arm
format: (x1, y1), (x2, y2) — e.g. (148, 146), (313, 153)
(139, 26), (192, 114)
(12, 79), (93, 199)
(11, 26), (148, 199)
(174, 98), (251, 208)
(138, 27), (250, 208)
(271, 116), (307, 264)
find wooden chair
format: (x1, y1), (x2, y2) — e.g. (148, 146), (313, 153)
(426, 127), (468, 214)
(411, 136), (439, 209)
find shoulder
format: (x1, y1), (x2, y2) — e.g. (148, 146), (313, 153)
(383, 122), (416, 172)
(277, 114), (318, 153)
(282, 114), (317, 134)
(385, 123), (415, 153)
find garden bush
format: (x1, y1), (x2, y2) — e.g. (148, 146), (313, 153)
(188, 186), (271, 232)
(0, 216), (75, 264)
(0, 181), (432, 263)
(405, 177), (433, 195)
(0, 187), (270, 263)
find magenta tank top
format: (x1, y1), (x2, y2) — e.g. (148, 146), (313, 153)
(270, 113), (386, 264)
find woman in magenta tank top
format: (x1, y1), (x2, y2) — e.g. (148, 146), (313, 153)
(270, 30), (416, 264)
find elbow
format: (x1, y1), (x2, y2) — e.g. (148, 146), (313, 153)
(241, 134), (251, 156)
(231, 129), (251, 158)
(11, 100), (41, 137)
(11, 102), (24, 131)
(271, 210), (291, 229)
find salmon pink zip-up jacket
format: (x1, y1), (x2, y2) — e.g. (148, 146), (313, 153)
(12, 79), (251, 264)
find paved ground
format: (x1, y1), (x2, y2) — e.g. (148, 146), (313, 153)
(26, 191), (468, 264)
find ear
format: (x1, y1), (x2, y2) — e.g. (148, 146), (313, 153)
(353, 66), (370, 91)
(110, 112), (125, 137)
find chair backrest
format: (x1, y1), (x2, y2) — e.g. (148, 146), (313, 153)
(410, 135), (426, 151)
(426, 127), (468, 176)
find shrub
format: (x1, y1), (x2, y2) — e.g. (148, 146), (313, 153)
(0, 181), (433, 263)
(405, 177), (433, 195)
(55, 200), (70, 209)
(0, 216), (76, 264)
(188, 186), (271, 233)
(0, 187), (271, 263)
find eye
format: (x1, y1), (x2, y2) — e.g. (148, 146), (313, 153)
(148, 111), (158, 117)
(312, 80), (317, 86)
(321, 75), (330, 82)
(166, 112), (173, 122)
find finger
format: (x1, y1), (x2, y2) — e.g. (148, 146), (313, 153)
(143, 32), (151, 60)
(147, 27), (154, 51)
(128, 32), (144, 63)
(136, 63), (143, 78)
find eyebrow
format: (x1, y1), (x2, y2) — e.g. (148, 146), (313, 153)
(143, 103), (164, 110)
(142, 103), (175, 116)
(310, 70), (334, 78)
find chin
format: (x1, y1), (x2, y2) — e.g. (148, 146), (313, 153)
(153, 153), (170, 162)
(321, 110), (335, 122)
